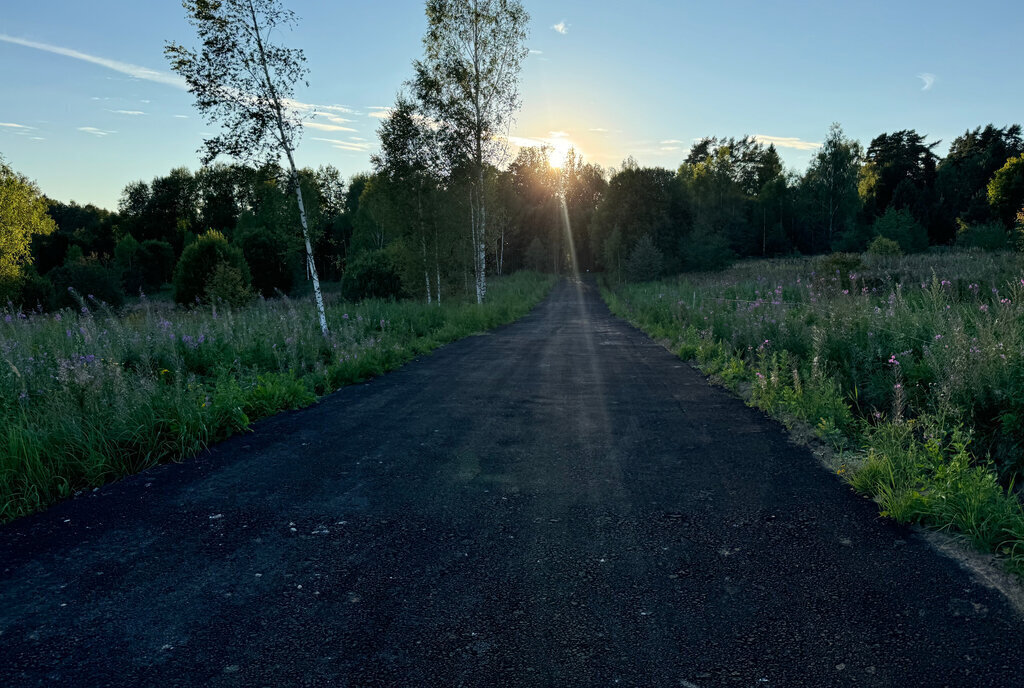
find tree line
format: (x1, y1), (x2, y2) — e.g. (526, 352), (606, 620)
(3, 119), (1023, 311)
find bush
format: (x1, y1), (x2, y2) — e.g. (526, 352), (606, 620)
(15, 270), (56, 311)
(957, 221), (1011, 250)
(48, 261), (125, 309)
(873, 207), (928, 253)
(866, 235), (902, 256)
(343, 248), (403, 301)
(624, 235), (664, 282)
(138, 240), (175, 289)
(682, 228), (734, 273)
(205, 262), (253, 306)
(238, 229), (297, 297)
(173, 230), (251, 306)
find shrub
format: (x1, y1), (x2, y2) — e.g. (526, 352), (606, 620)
(343, 248), (403, 301)
(957, 221), (1011, 250)
(238, 229), (297, 297)
(15, 269), (56, 311)
(48, 261), (125, 309)
(866, 235), (902, 256)
(205, 262), (253, 306)
(173, 230), (251, 306)
(624, 235), (664, 282)
(873, 207), (928, 253)
(682, 228), (734, 272)
(138, 240), (176, 289)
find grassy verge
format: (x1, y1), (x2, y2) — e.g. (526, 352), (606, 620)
(602, 251), (1024, 577)
(0, 271), (555, 522)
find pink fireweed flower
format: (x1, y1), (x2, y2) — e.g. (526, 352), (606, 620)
(979, 304), (989, 313)
(888, 354), (899, 366)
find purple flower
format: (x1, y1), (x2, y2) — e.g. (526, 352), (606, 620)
(342, 313), (349, 320)
(3, 315), (10, 323)
(888, 354), (899, 366)
(979, 304), (989, 313)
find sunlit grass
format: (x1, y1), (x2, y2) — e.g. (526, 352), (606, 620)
(0, 271), (555, 522)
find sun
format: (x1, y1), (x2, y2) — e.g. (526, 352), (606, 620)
(548, 137), (572, 169)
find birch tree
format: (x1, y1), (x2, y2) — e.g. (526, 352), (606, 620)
(165, 0), (329, 334)
(413, 0), (530, 303)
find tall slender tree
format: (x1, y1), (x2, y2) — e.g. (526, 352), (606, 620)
(165, 0), (329, 334)
(413, 0), (530, 303)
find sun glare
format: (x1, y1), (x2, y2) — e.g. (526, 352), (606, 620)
(548, 138), (572, 169)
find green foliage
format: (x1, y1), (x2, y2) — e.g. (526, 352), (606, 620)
(624, 235), (664, 282)
(873, 207), (928, 253)
(988, 155), (1024, 228)
(48, 261), (125, 309)
(205, 262), (253, 306)
(173, 230), (251, 306)
(342, 248), (404, 302)
(0, 271), (554, 522)
(681, 227), (735, 272)
(957, 221), (1011, 250)
(0, 158), (56, 290)
(866, 235), (903, 256)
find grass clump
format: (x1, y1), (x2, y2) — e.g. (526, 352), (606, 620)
(0, 271), (555, 522)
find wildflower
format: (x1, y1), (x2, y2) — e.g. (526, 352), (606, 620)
(979, 304), (989, 313)
(888, 354), (899, 366)
(842, 290), (849, 295)
(1001, 298), (1011, 305)
(343, 313), (349, 320)
(940, 279), (951, 287)
(3, 315), (10, 323)
(934, 334), (943, 341)
(894, 383), (902, 390)
(54, 313), (61, 322)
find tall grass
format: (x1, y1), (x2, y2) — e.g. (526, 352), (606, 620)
(604, 251), (1024, 576)
(0, 271), (555, 522)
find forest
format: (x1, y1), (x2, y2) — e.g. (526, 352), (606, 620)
(3, 122), (1023, 312)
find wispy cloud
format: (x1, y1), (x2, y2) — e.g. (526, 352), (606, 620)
(918, 73), (936, 91)
(589, 128), (609, 133)
(306, 121), (357, 132)
(311, 136), (372, 153)
(108, 109), (146, 116)
(78, 126), (116, 137)
(529, 49), (543, 55)
(368, 106), (394, 120)
(552, 21), (568, 35)
(0, 122), (34, 129)
(752, 134), (821, 151)
(0, 33), (188, 89)
(661, 139), (684, 145)
(549, 130), (569, 138)
(173, 114), (189, 119)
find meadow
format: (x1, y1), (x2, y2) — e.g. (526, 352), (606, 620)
(603, 250), (1024, 575)
(0, 272), (555, 522)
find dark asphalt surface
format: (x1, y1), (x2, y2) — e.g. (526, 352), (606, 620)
(2, 279), (1023, 687)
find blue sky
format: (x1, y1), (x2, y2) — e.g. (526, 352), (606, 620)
(1, 0), (1021, 209)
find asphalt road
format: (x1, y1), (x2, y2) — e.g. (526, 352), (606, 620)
(2, 279), (1023, 687)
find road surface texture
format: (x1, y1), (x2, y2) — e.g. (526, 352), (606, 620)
(2, 279), (1023, 687)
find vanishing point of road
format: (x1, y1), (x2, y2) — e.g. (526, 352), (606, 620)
(2, 279), (1022, 687)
